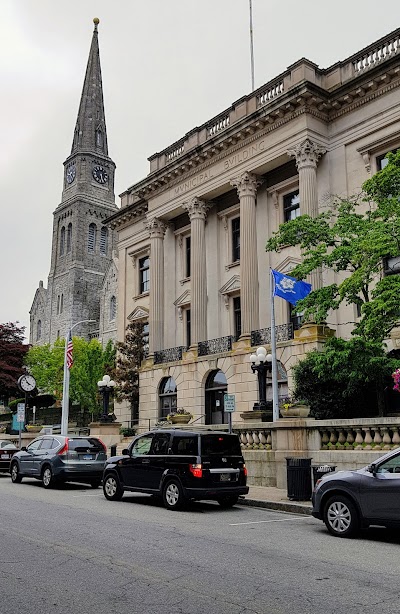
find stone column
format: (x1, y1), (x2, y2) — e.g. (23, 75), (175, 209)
(288, 138), (326, 289)
(182, 198), (212, 346)
(145, 217), (168, 354)
(230, 171), (261, 339)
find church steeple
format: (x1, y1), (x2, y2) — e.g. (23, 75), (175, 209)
(71, 18), (108, 156)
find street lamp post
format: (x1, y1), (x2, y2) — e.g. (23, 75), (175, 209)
(249, 347), (273, 414)
(61, 319), (96, 436)
(97, 375), (116, 422)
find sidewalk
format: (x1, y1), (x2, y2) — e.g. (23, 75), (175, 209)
(240, 485), (313, 515)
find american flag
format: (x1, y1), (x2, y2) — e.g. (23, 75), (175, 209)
(66, 331), (74, 369)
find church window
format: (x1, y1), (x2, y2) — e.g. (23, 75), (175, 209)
(37, 320), (42, 341)
(57, 295), (60, 315)
(100, 227), (108, 255)
(283, 191), (300, 222)
(60, 294), (64, 314)
(96, 130), (103, 147)
(110, 296), (117, 321)
(60, 226), (65, 256)
(139, 256), (150, 293)
(67, 223), (72, 253)
(88, 223), (97, 253)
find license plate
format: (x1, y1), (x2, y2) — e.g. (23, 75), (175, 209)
(1, 454), (10, 460)
(220, 473), (231, 482)
(82, 454), (94, 460)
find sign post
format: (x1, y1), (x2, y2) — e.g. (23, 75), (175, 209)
(224, 394), (236, 434)
(17, 403), (25, 450)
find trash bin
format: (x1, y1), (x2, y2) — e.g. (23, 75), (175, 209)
(312, 464), (336, 489)
(286, 457), (312, 501)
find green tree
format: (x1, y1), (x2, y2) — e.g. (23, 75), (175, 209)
(24, 338), (65, 399)
(114, 320), (145, 422)
(266, 150), (400, 343)
(0, 322), (29, 401)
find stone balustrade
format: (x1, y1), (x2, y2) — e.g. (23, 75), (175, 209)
(319, 423), (400, 451)
(353, 32), (400, 74)
(258, 80), (284, 106)
(207, 112), (230, 137)
(233, 427), (273, 450)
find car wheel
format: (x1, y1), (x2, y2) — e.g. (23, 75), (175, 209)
(90, 480), (101, 489)
(10, 462), (22, 483)
(162, 479), (185, 511)
(217, 495), (239, 509)
(42, 465), (56, 489)
(103, 474), (123, 501)
(323, 495), (359, 538)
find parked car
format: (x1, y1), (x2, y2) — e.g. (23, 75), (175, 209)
(312, 447), (400, 538)
(102, 429), (249, 510)
(10, 435), (107, 488)
(0, 440), (18, 473)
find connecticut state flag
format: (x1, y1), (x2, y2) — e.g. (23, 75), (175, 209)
(271, 269), (312, 306)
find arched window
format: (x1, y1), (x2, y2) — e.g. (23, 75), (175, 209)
(205, 370), (228, 425)
(88, 223), (97, 253)
(109, 295), (116, 321)
(56, 295), (60, 315)
(96, 129), (103, 148)
(37, 320), (42, 341)
(159, 377), (177, 419)
(60, 226), (65, 256)
(67, 223), (72, 253)
(60, 294), (64, 314)
(100, 226), (108, 255)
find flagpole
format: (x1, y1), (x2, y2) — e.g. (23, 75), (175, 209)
(249, 0), (255, 91)
(270, 269), (280, 422)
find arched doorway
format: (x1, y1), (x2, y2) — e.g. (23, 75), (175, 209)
(205, 370), (228, 425)
(159, 377), (177, 419)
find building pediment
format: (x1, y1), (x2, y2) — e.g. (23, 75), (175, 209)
(275, 257), (302, 275)
(174, 290), (190, 307)
(219, 275), (240, 295)
(128, 306), (149, 321)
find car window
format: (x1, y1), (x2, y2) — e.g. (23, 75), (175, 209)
(27, 440), (42, 451)
(376, 454), (400, 474)
(68, 438), (103, 451)
(39, 438), (54, 450)
(132, 435), (153, 455)
(200, 434), (242, 456)
(171, 436), (198, 455)
(151, 433), (170, 455)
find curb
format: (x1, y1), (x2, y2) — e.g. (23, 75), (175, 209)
(239, 497), (313, 515)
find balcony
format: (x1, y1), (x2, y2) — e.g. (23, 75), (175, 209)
(251, 324), (294, 346)
(198, 336), (234, 357)
(154, 346), (187, 364)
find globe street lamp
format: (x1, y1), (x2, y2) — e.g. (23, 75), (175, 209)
(97, 375), (116, 422)
(249, 347), (273, 414)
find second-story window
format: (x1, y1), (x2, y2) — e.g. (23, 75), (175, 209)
(100, 226), (108, 255)
(376, 148), (398, 170)
(109, 295), (116, 321)
(233, 296), (241, 340)
(139, 256), (150, 293)
(232, 217), (240, 262)
(186, 309), (191, 348)
(88, 223), (97, 253)
(289, 303), (303, 331)
(283, 191), (300, 222)
(37, 320), (42, 341)
(185, 236), (191, 277)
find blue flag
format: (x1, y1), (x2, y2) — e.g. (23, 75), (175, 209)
(271, 269), (312, 305)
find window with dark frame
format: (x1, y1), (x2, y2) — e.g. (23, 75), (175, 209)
(60, 226), (65, 256)
(88, 223), (97, 253)
(185, 236), (191, 277)
(376, 148), (399, 171)
(67, 223), (72, 253)
(232, 217), (240, 262)
(186, 309), (191, 348)
(283, 191), (300, 222)
(289, 303), (303, 331)
(233, 296), (241, 340)
(139, 256), (150, 293)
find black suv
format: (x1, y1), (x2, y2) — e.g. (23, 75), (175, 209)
(102, 429), (249, 510)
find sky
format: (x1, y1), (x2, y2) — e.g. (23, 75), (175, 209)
(1, 0), (399, 341)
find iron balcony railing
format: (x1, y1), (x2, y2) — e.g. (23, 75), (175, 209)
(154, 346), (187, 364)
(198, 335), (234, 357)
(251, 324), (294, 346)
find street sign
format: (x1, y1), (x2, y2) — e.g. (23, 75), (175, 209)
(224, 394), (236, 412)
(17, 403), (25, 423)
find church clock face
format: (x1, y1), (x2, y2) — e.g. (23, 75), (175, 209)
(92, 165), (108, 184)
(66, 164), (76, 184)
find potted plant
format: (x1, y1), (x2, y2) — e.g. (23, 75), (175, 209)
(167, 408), (193, 425)
(279, 397), (310, 418)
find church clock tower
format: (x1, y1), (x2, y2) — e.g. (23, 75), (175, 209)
(30, 19), (117, 345)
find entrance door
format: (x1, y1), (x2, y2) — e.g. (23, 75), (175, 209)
(205, 370), (228, 425)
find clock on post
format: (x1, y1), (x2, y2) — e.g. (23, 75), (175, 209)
(17, 374), (37, 393)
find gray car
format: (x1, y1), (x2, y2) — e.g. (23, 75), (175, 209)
(10, 435), (107, 489)
(312, 447), (400, 538)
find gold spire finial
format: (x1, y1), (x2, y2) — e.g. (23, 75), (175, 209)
(93, 17), (99, 30)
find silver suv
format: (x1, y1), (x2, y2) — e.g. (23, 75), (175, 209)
(10, 435), (107, 488)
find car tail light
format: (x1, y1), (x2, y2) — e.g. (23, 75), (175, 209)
(189, 464), (203, 478)
(57, 438), (69, 455)
(243, 464), (248, 477)
(97, 438), (107, 453)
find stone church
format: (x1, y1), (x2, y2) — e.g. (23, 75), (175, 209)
(30, 19), (118, 347)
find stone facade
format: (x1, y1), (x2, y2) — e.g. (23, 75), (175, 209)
(30, 20), (117, 347)
(108, 29), (400, 429)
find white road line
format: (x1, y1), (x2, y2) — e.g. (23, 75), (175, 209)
(229, 517), (310, 526)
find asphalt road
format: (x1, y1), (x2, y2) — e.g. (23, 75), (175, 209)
(1, 474), (399, 614)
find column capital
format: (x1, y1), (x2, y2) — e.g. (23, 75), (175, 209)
(230, 171), (262, 198)
(287, 138), (326, 170)
(145, 216), (168, 238)
(182, 197), (212, 220)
